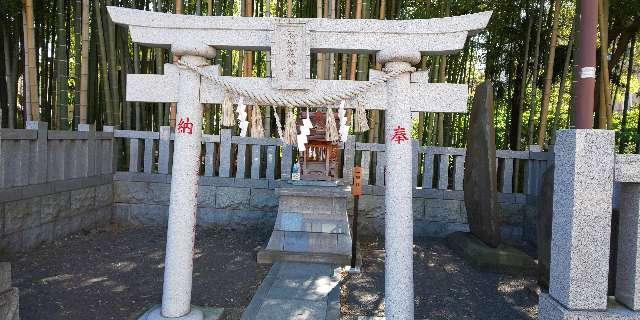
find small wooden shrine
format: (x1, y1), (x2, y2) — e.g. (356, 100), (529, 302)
(298, 111), (340, 181)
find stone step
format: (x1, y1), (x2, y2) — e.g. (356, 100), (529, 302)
(274, 212), (350, 234)
(276, 186), (348, 198)
(277, 195), (347, 216)
(241, 262), (341, 320)
(265, 231), (351, 254)
(258, 231), (351, 265)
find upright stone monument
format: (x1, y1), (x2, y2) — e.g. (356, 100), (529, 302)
(108, 7), (491, 319)
(463, 82), (501, 247)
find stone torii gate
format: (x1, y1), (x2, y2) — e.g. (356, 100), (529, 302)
(108, 7), (490, 320)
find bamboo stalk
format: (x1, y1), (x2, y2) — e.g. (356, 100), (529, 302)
(24, 0), (39, 121)
(80, 0), (89, 124)
(537, 0), (562, 146)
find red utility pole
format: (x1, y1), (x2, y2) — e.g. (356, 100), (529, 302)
(575, 0), (598, 129)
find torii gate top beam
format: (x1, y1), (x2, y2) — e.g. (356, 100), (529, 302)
(107, 6), (491, 55)
(108, 7), (491, 112)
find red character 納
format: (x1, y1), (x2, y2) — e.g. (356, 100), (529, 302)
(177, 117), (194, 135)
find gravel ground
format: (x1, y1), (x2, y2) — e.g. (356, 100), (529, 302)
(8, 227), (537, 319)
(341, 236), (539, 320)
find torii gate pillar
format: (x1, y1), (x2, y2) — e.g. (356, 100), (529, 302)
(148, 52), (217, 320)
(379, 50), (422, 319)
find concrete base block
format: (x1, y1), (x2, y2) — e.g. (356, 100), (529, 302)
(446, 231), (536, 276)
(540, 294), (640, 320)
(616, 183), (640, 311)
(0, 287), (19, 320)
(137, 305), (223, 320)
(261, 185), (352, 265)
(549, 129), (615, 310)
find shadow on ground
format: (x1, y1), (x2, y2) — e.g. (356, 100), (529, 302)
(341, 237), (538, 320)
(9, 228), (537, 320)
(9, 225), (271, 320)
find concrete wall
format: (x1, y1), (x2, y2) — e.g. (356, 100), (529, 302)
(113, 172), (534, 240)
(0, 123), (115, 253)
(350, 188), (534, 240)
(113, 173), (278, 228)
(0, 175), (113, 253)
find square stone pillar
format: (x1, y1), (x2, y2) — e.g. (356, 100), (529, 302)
(616, 182), (640, 311)
(548, 129), (615, 311)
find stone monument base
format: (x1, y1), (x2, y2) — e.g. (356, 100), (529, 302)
(540, 294), (640, 320)
(136, 305), (223, 320)
(258, 182), (352, 265)
(0, 262), (19, 320)
(446, 231), (536, 276)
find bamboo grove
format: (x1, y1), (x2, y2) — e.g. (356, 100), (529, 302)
(1, 0), (639, 153)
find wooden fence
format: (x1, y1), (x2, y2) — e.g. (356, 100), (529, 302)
(114, 127), (552, 196)
(0, 124), (551, 196)
(0, 122), (114, 189)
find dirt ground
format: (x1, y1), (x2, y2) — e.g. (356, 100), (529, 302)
(9, 225), (271, 320)
(9, 226), (537, 319)
(341, 237), (539, 319)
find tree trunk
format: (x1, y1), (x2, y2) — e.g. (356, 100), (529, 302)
(527, 0), (544, 146)
(340, 0), (351, 79)
(349, 0), (362, 81)
(551, 20), (576, 144)
(243, 0), (254, 77)
(120, 29), (131, 129)
(88, 13), (98, 125)
(370, 0), (384, 143)
(597, 0), (612, 129)
(0, 25), (6, 128)
(3, 23), (17, 128)
(134, 43), (142, 130)
(105, 0), (120, 127)
(512, 12), (533, 151)
(24, 0), (39, 121)
(55, 0), (68, 129)
(79, 0), (89, 124)
(437, 55), (447, 146)
(436, 0), (450, 146)
(316, 0), (324, 79)
(152, 0), (164, 129)
(537, 0), (562, 146)
(94, 1), (113, 125)
(356, 0), (369, 83)
(73, 0), (82, 128)
(619, 36), (635, 154)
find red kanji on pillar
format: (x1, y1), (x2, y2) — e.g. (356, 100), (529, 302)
(391, 125), (409, 144)
(177, 117), (194, 135)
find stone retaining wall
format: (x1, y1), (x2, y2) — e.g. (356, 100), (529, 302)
(113, 172), (534, 240)
(0, 175), (113, 253)
(350, 189), (534, 240)
(113, 173), (278, 228)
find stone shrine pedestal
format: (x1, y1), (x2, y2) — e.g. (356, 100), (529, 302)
(258, 181), (352, 265)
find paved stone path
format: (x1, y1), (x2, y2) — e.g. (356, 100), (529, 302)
(241, 262), (342, 320)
